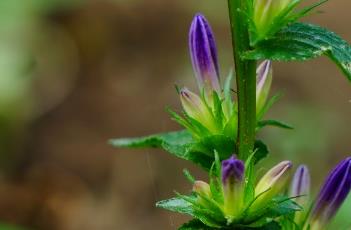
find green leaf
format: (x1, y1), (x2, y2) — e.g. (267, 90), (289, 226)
(257, 120), (294, 131)
(183, 169), (196, 184)
(243, 23), (351, 80)
(253, 140), (269, 164)
(156, 197), (194, 216)
(109, 130), (192, 148)
(110, 130), (214, 170)
(179, 219), (216, 230)
(257, 93), (283, 121)
(267, 196), (302, 217)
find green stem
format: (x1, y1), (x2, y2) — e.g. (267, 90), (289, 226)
(228, 0), (257, 160)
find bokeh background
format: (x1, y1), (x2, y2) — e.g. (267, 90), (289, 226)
(0, 0), (350, 229)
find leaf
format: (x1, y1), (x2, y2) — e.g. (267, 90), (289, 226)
(257, 120), (294, 131)
(243, 23), (351, 80)
(257, 93), (283, 121)
(253, 140), (269, 164)
(246, 221), (282, 230)
(156, 197), (194, 216)
(110, 130), (214, 170)
(109, 130), (192, 148)
(268, 196), (302, 217)
(179, 219), (216, 230)
(183, 169), (196, 184)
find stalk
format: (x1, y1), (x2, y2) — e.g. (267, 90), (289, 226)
(228, 0), (257, 160)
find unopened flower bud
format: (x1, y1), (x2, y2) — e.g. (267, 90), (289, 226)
(290, 165), (311, 224)
(221, 155), (245, 219)
(252, 161), (292, 210)
(180, 88), (216, 131)
(193, 180), (211, 197)
(256, 60), (272, 116)
(189, 13), (220, 95)
(253, 0), (292, 36)
(308, 157), (351, 229)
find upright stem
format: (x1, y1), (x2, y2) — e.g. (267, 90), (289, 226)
(228, 0), (257, 160)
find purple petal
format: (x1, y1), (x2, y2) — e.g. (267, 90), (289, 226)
(189, 13), (220, 93)
(256, 60), (272, 91)
(290, 165), (310, 198)
(221, 155), (245, 185)
(312, 157), (351, 221)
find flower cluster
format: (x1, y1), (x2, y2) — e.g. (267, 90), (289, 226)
(167, 155), (351, 229)
(111, 1), (351, 229)
(172, 14), (273, 143)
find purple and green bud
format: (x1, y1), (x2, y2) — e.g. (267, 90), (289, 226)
(221, 155), (245, 219)
(253, 0), (292, 36)
(180, 88), (216, 132)
(252, 161), (292, 210)
(256, 60), (272, 116)
(308, 157), (351, 229)
(189, 13), (220, 95)
(290, 165), (311, 224)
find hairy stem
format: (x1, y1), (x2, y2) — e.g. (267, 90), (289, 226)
(228, 0), (257, 160)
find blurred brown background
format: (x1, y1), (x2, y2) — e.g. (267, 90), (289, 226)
(0, 0), (350, 229)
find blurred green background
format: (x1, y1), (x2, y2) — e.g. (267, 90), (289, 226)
(0, 0), (350, 229)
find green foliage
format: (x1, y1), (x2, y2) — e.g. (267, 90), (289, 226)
(243, 23), (351, 80)
(110, 130), (212, 170)
(110, 130), (271, 171)
(248, 0), (328, 45)
(257, 120), (293, 131)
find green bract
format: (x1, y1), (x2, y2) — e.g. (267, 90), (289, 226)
(156, 154), (300, 229)
(248, 0), (328, 45)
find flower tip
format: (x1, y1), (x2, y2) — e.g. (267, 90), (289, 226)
(290, 164), (311, 198)
(193, 180), (211, 197)
(189, 12), (220, 93)
(311, 156), (351, 223)
(221, 155), (245, 184)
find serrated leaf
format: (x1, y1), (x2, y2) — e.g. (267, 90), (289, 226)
(110, 130), (213, 170)
(243, 23), (351, 80)
(156, 197), (194, 216)
(257, 120), (294, 131)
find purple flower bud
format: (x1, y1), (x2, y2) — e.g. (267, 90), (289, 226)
(221, 155), (245, 219)
(290, 165), (311, 224)
(221, 155), (245, 185)
(189, 13), (220, 94)
(290, 165), (311, 199)
(256, 60), (272, 116)
(310, 157), (351, 225)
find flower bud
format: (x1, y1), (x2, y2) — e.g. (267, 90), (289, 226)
(193, 180), (211, 197)
(256, 60), (272, 116)
(290, 165), (311, 224)
(309, 157), (351, 229)
(290, 165), (310, 202)
(252, 161), (292, 210)
(180, 88), (216, 131)
(253, 0), (292, 36)
(221, 155), (245, 219)
(189, 13), (220, 95)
